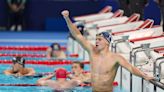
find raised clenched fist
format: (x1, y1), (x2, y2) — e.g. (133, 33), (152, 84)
(61, 10), (69, 18)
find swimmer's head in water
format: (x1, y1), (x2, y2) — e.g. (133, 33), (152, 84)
(55, 68), (67, 79)
(12, 56), (25, 67)
(96, 32), (112, 43)
(51, 43), (61, 51)
(72, 62), (84, 74)
(12, 56), (25, 73)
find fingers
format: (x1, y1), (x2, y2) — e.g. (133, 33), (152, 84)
(146, 76), (155, 81)
(61, 10), (69, 18)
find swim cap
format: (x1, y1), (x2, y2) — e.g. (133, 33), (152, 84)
(12, 56), (25, 67)
(50, 43), (61, 51)
(55, 68), (67, 79)
(96, 32), (112, 43)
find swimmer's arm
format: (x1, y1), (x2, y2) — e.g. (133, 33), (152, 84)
(62, 10), (93, 53)
(3, 70), (13, 75)
(37, 74), (54, 86)
(118, 55), (154, 81)
(3, 70), (21, 76)
(25, 68), (36, 76)
(69, 80), (82, 87)
(46, 47), (52, 59)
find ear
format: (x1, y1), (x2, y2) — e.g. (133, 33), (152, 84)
(104, 39), (109, 45)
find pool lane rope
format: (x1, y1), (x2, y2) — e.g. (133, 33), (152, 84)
(0, 84), (40, 86)
(0, 53), (79, 58)
(0, 83), (91, 87)
(0, 82), (118, 87)
(0, 46), (66, 51)
(0, 60), (90, 65)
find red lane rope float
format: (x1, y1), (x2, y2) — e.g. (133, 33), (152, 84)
(0, 82), (118, 87)
(0, 54), (79, 58)
(68, 54), (79, 58)
(38, 71), (90, 76)
(0, 60), (90, 65)
(0, 54), (45, 57)
(0, 46), (66, 51)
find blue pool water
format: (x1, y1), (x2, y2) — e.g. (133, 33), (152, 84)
(0, 64), (127, 92)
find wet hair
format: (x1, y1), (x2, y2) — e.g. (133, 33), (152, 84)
(72, 62), (84, 69)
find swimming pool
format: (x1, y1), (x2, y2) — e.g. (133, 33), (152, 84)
(0, 64), (127, 92)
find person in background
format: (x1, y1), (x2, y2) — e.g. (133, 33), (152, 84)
(3, 56), (35, 76)
(68, 62), (91, 83)
(37, 68), (81, 91)
(129, 0), (148, 19)
(118, 0), (131, 17)
(155, 0), (164, 31)
(7, 0), (26, 31)
(46, 43), (67, 59)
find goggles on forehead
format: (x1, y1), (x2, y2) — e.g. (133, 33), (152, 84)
(51, 43), (61, 51)
(53, 45), (60, 51)
(12, 57), (25, 67)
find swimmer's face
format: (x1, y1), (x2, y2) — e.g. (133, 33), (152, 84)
(72, 63), (83, 74)
(96, 36), (108, 50)
(52, 50), (61, 56)
(12, 63), (23, 73)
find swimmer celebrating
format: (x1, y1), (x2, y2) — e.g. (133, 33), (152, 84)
(37, 68), (81, 91)
(62, 10), (154, 92)
(3, 56), (35, 76)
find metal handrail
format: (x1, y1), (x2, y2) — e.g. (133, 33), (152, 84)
(130, 46), (143, 63)
(111, 36), (129, 52)
(153, 56), (164, 78)
(159, 61), (164, 81)
(133, 48), (153, 66)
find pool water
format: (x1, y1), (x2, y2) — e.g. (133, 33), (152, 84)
(0, 64), (127, 92)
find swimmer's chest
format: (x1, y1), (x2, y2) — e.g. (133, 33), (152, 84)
(91, 55), (117, 72)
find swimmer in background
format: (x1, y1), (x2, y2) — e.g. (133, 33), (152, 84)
(37, 68), (81, 91)
(46, 43), (67, 59)
(67, 62), (91, 83)
(3, 56), (35, 76)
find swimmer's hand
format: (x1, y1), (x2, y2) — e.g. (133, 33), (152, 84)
(61, 10), (69, 18)
(143, 74), (155, 81)
(13, 73), (22, 77)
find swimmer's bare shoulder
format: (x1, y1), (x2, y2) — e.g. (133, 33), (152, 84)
(27, 68), (35, 71)
(25, 68), (35, 75)
(45, 80), (59, 86)
(114, 53), (131, 65)
(111, 53), (124, 63)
